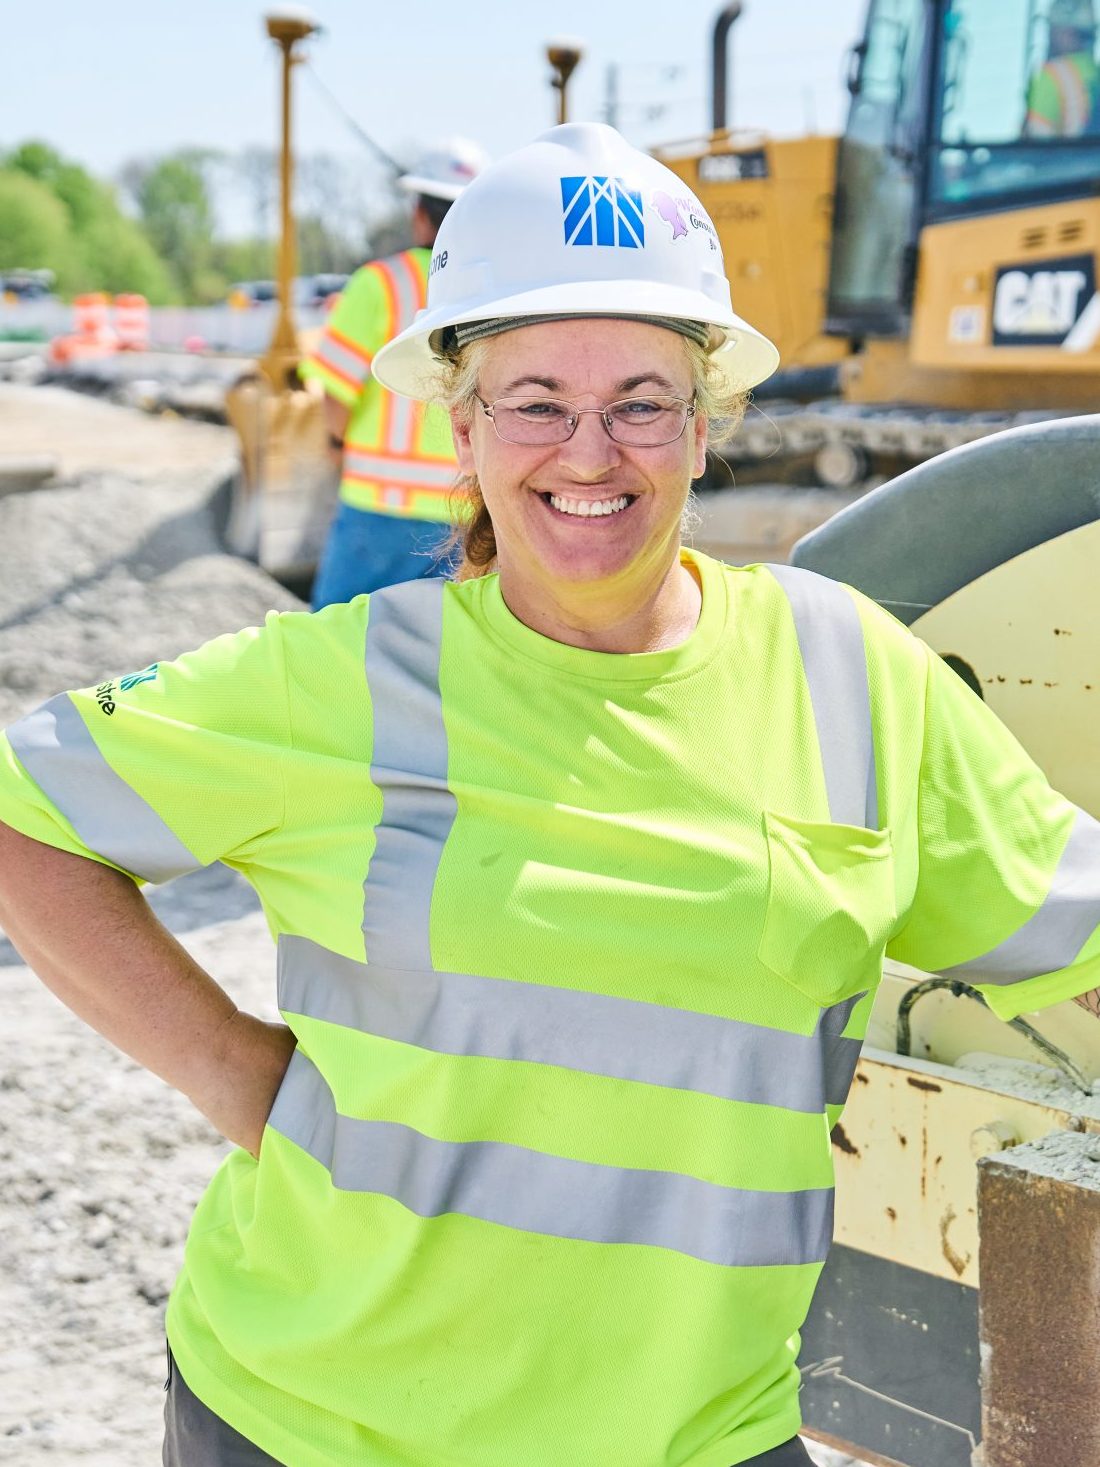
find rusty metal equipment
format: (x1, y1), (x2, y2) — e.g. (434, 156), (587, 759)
(224, 8), (336, 588)
(546, 37), (584, 126)
(791, 415), (1100, 1466)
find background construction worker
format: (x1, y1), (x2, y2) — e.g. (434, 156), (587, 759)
(1025, 0), (1100, 137)
(301, 137), (489, 608)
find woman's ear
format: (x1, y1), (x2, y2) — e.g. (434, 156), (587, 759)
(450, 407), (477, 477)
(692, 410), (708, 480)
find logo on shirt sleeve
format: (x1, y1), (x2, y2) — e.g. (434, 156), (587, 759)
(94, 664), (159, 716)
(119, 663), (159, 693)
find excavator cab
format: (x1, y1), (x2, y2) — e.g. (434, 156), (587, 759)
(830, 0), (1100, 352)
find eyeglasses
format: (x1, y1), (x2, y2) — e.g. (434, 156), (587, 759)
(474, 392), (696, 447)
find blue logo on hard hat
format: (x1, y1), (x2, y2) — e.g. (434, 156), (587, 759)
(560, 176), (645, 248)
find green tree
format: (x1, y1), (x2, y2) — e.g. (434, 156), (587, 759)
(7, 140), (103, 232)
(128, 151), (222, 301)
(213, 236), (276, 286)
(80, 214), (175, 303)
(4, 140), (176, 301)
(0, 169), (80, 289)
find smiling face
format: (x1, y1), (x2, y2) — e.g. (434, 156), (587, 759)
(450, 318), (707, 630)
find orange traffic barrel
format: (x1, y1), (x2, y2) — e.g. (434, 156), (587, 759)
(114, 294), (150, 351)
(73, 292), (114, 343)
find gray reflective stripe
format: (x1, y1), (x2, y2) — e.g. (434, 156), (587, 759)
(362, 581), (453, 970)
(268, 1049), (834, 1268)
(344, 451), (456, 489)
(940, 806), (1100, 985)
(768, 564), (877, 829)
(6, 693), (202, 883)
(278, 933), (863, 1114)
(388, 393), (415, 454)
(821, 990), (868, 1104)
(317, 333), (369, 384)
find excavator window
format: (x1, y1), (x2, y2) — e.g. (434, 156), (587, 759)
(826, 0), (930, 332)
(932, 0), (1100, 211)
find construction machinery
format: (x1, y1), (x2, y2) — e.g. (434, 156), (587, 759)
(657, 0), (1100, 494)
(789, 415), (1100, 1467)
(223, 9), (336, 590)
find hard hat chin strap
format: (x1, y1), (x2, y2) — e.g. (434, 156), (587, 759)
(438, 313), (713, 357)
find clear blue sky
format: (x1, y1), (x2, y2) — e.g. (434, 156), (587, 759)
(5, 0), (869, 182)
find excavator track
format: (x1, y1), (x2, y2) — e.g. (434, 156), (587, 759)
(724, 399), (1082, 487)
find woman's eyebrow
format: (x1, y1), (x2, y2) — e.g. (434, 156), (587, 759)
(499, 375), (563, 394)
(497, 372), (681, 395)
(617, 373), (680, 393)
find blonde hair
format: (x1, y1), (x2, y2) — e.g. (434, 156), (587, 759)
(435, 331), (748, 580)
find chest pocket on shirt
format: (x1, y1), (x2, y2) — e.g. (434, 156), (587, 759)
(758, 810), (897, 1007)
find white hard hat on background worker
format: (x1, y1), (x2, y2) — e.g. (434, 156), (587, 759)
(1048, 0), (1096, 28)
(399, 137), (492, 201)
(373, 122), (780, 400)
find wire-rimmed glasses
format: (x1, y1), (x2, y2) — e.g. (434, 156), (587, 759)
(474, 392), (696, 447)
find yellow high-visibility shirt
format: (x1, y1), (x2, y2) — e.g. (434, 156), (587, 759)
(2, 552), (1098, 1465)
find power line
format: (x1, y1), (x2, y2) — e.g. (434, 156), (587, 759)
(301, 62), (403, 177)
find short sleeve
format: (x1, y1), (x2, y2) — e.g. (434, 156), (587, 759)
(887, 642), (1100, 1021)
(0, 613), (290, 884)
(298, 264), (387, 407)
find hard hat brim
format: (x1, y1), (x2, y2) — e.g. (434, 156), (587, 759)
(372, 279), (781, 401)
(398, 174), (467, 202)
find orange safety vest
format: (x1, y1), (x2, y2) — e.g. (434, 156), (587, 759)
(301, 248), (458, 523)
(1025, 51), (1100, 137)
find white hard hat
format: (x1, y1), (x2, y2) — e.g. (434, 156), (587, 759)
(373, 123), (780, 400)
(1050, 0), (1095, 26)
(399, 136), (491, 202)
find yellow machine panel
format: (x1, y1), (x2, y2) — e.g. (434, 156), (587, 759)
(658, 135), (846, 371)
(911, 200), (1100, 397)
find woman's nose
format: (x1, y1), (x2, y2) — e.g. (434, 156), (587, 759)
(556, 410), (621, 479)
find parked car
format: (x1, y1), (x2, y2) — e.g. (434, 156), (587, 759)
(295, 273), (348, 309)
(1, 269), (56, 302)
(227, 280), (278, 308)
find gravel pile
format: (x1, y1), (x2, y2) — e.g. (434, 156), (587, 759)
(0, 472), (302, 728)
(0, 388), (304, 1461)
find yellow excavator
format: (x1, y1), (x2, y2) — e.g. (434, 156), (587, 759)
(657, 0), (1100, 491)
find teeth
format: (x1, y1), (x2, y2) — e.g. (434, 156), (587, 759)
(548, 494), (630, 517)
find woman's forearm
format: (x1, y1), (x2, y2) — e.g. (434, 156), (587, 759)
(0, 820), (293, 1154)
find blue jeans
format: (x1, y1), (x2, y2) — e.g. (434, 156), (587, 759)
(311, 501), (455, 609)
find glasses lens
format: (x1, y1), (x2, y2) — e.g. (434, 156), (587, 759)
(605, 397), (689, 445)
(490, 398), (575, 445)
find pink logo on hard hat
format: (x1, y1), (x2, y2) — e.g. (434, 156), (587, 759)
(652, 191), (689, 240)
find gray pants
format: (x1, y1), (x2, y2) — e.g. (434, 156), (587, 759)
(752, 1441), (815, 1466)
(163, 1346), (813, 1466)
(163, 1349), (283, 1465)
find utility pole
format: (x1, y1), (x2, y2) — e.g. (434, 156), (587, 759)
(604, 62), (619, 129)
(261, 7), (320, 390)
(546, 37), (584, 125)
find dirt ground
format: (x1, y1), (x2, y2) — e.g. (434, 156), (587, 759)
(0, 382), (864, 1466)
